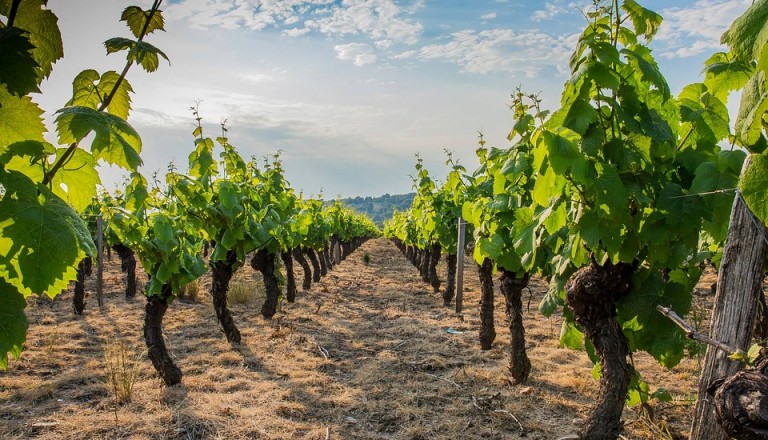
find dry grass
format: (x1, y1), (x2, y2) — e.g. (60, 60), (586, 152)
(0, 238), (714, 439)
(102, 338), (143, 405)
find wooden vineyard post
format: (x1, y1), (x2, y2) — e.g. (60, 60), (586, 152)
(456, 216), (466, 313)
(96, 213), (104, 307)
(691, 158), (768, 439)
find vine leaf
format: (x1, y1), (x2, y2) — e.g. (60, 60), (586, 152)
(734, 72), (768, 150)
(104, 38), (170, 73)
(0, 279), (27, 370)
(721, 0), (768, 63)
(740, 153), (768, 225)
(121, 6), (165, 38)
(55, 106), (143, 170)
(619, 268), (695, 368)
(0, 0), (64, 82)
(50, 148), (101, 213)
(69, 70), (134, 120)
(0, 170), (95, 298)
(0, 87), (46, 147)
(703, 52), (753, 100)
(0, 28), (40, 96)
(621, 0), (663, 42)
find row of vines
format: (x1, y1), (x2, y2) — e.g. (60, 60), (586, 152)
(384, 1), (768, 439)
(0, 0), (379, 389)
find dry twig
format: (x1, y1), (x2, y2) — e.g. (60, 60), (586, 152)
(655, 305), (744, 357)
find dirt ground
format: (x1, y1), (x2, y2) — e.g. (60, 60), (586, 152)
(0, 238), (716, 439)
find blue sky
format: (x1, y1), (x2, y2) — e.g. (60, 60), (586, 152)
(38, 0), (752, 198)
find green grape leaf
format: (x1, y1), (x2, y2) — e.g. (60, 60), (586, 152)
(151, 214), (178, 254)
(652, 388), (673, 403)
(740, 153), (768, 225)
(189, 137), (217, 180)
(125, 172), (149, 214)
(703, 52), (754, 100)
(721, 0), (768, 62)
(1, 140), (53, 184)
(593, 162), (628, 218)
(216, 181), (242, 217)
(549, 96), (599, 136)
(121, 6), (166, 38)
(0, 170), (95, 297)
(0, 139), (54, 164)
(98, 71), (133, 119)
(55, 106), (142, 170)
(50, 148), (101, 213)
(104, 37), (135, 55)
(133, 41), (170, 73)
(0, 0), (64, 82)
(621, 0), (663, 42)
(69, 70), (134, 120)
(68, 69), (102, 109)
(0, 28), (40, 96)
(658, 184), (707, 233)
(0, 86), (46, 146)
(691, 151), (744, 241)
(734, 72), (768, 149)
(532, 165), (558, 207)
(110, 40), (170, 73)
(0, 278), (27, 370)
(619, 268), (695, 368)
(560, 321), (584, 350)
(622, 47), (671, 101)
(541, 127), (581, 175)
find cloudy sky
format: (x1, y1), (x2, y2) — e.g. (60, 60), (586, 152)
(37, 0), (751, 198)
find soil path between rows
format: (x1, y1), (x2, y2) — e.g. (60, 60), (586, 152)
(0, 238), (703, 439)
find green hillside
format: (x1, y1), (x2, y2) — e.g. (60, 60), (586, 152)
(339, 193), (415, 226)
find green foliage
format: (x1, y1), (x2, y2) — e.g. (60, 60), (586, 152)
(0, 2), (167, 368)
(0, 28), (41, 96)
(0, 278), (28, 370)
(0, 0), (64, 82)
(715, 0), (768, 224)
(740, 153), (768, 223)
(0, 170), (96, 297)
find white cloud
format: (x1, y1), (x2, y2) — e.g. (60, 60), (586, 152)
(334, 42), (378, 66)
(656, 0), (751, 58)
(532, 2), (564, 21)
(481, 12), (497, 20)
(284, 27), (312, 37)
(238, 72), (276, 83)
(304, 0), (423, 45)
(416, 29), (575, 76)
(165, 0), (423, 47)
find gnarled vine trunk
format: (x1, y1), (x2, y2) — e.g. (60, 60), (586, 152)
(112, 243), (137, 298)
(419, 248), (430, 283)
(292, 247), (312, 290)
(304, 248), (321, 283)
(251, 249), (280, 319)
(428, 243), (441, 293)
(499, 269), (530, 384)
(711, 352), (768, 439)
(318, 245), (328, 276)
(210, 249), (241, 344)
(443, 253), (457, 306)
(478, 258), (495, 350)
(73, 256), (93, 315)
(281, 250), (297, 302)
(322, 245), (333, 271)
(145, 285), (182, 386)
(566, 259), (634, 440)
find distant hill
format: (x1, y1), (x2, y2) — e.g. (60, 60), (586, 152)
(339, 193), (415, 226)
